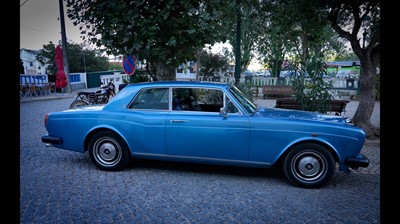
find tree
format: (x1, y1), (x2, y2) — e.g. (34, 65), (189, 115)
(67, 42), (109, 73)
(334, 49), (360, 61)
(36, 41), (109, 75)
(279, 0), (340, 113)
(197, 50), (229, 81)
(257, 0), (295, 78)
(109, 62), (123, 71)
(65, 0), (225, 81)
(257, 0), (344, 78)
(36, 42), (57, 75)
(326, 0), (380, 139)
(209, 0), (264, 80)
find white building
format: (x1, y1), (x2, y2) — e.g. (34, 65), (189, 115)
(20, 48), (47, 75)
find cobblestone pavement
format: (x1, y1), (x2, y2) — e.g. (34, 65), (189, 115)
(19, 95), (381, 223)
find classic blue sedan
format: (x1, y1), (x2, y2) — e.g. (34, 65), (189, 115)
(42, 81), (369, 188)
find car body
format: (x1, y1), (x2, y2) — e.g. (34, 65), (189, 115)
(42, 81), (369, 188)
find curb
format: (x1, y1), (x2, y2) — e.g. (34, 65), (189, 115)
(20, 94), (75, 103)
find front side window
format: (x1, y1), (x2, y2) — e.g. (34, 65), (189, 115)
(229, 85), (257, 114)
(129, 88), (169, 110)
(225, 95), (239, 113)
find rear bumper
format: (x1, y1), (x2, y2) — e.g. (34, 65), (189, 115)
(344, 154), (370, 169)
(41, 135), (63, 145)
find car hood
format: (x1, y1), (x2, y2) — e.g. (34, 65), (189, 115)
(256, 107), (350, 124)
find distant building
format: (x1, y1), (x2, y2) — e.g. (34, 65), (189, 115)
(20, 48), (47, 75)
(325, 60), (361, 79)
(325, 60), (361, 68)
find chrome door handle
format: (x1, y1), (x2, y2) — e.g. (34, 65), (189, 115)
(170, 120), (188, 123)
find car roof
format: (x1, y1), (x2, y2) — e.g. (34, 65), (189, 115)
(104, 81), (234, 111)
(124, 80), (232, 89)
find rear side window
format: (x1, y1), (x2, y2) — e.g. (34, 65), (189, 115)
(129, 88), (169, 110)
(172, 87), (223, 112)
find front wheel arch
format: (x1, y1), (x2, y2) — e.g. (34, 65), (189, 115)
(276, 141), (339, 167)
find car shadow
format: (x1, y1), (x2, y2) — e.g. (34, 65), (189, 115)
(125, 157), (284, 180)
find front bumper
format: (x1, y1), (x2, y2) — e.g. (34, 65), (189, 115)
(344, 154), (370, 169)
(41, 135), (63, 145)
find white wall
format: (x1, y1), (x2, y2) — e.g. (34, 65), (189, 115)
(20, 49), (47, 75)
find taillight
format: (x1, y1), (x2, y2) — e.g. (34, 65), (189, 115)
(44, 114), (49, 126)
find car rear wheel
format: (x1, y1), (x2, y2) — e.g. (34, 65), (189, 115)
(88, 131), (131, 171)
(282, 143), (335, 188)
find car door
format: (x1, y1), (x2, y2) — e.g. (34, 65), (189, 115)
(166, 87), (250, 161)
(127, 87), (169, 155)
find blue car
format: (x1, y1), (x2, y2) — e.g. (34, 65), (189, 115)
(42, 81), (369, 188)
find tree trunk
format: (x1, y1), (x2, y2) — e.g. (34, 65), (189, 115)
(352, 60), (380, 139)
(326, 1), (380, 140)
(150, 61), (176, 81)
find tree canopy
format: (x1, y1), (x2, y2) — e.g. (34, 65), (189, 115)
(59, 0), (380, 139)
(36, 41), (110, 75)
(197, 49), (229, 80)
(66, 0), (226, 80)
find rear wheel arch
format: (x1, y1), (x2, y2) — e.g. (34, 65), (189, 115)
(84, 128), (130, 152)
(84, 128), (110, 152)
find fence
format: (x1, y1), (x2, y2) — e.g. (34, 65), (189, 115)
(20, 73), (87, 92)
(198, 75), (358, 88)
(20, 73), (359, 98)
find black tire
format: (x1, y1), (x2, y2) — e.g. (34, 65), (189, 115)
(282, 143), (335, 188)
(70, 100), (88, 109)
(88, 131), (131, 171)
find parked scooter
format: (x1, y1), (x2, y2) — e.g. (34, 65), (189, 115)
(69, 82), (115, 109)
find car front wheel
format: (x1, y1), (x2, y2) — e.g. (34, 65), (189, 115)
(282, 143), (335, 188)
(88, 131), (131, 171)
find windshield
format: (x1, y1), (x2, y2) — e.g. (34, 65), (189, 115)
(229, 85), (257, 114)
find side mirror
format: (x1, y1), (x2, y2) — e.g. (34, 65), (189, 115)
(219, 107), (228, 118)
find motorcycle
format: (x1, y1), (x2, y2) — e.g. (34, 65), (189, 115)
(69, 82), (115, 109)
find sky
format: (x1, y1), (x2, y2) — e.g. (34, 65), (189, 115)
(20, 0), (83, 51)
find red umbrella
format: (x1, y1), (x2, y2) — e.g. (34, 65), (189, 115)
(54, 45), (68, 89)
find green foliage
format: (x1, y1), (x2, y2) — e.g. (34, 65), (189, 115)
(213, 0), (263, 72)
(129, 70), (151, 83)
(36, 41), (56, 75)
(334, 50), (359, 61)
(67, 42), (109, 73)
(257, 0), (344, 78)
(36, 41), (109, 75)
(109, 62), (123, 71)
(66, 0), (226, 80)
(290, 56), (334, 113)
(197, 50), (229, 80)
